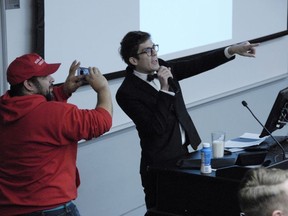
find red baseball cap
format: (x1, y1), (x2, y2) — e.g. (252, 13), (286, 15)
(7, 53), (61, 85)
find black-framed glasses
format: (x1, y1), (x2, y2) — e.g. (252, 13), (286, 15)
(137, 44), (159, 56)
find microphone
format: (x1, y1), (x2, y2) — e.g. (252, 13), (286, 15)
(155, 69), (179, 93)
(241, 100), (287, 160)
(168, 77), (179, 93)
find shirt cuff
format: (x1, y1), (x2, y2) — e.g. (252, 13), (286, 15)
(160, 89), (175, 96)
(224, 47), (235, 59)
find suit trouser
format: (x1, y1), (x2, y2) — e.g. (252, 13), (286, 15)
(141, 171), (157, 211)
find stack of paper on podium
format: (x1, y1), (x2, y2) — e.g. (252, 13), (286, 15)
(225, 133), (266, 151)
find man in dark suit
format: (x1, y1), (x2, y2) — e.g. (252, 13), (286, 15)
(116, 31), (258, 214)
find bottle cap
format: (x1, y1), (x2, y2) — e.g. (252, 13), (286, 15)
(203, 142), (210, 148)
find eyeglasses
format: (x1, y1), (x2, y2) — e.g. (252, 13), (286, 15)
(137, 44), (159, 56)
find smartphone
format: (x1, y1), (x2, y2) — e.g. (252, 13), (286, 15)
(77, 67), (89, 76)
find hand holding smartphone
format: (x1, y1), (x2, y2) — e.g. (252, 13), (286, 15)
(76, 67), (89, 76)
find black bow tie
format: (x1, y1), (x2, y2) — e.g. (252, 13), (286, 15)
(147, 73), (158, 81)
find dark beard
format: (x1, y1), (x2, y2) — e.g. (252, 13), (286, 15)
(30, 77), (54, 101)
(45, 92), (54, 101)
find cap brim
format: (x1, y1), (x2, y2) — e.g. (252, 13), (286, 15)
(39, 63), (61, 76)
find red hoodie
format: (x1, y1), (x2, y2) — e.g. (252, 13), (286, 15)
(0, 86), (112, 215)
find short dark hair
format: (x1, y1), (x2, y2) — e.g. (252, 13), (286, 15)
(9, 82), (25, 97)
(119, 31), (151, 68)
(9, 76), (39, 97)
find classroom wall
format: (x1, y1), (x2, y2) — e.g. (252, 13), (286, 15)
(1, 1), (288, 216)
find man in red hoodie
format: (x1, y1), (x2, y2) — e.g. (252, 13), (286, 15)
(0, 53), (113, 216)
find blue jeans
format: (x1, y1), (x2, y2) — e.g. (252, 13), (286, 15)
(20, 202), (81, 216)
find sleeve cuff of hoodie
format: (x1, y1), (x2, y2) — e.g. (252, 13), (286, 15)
(53, 85), (71, 101)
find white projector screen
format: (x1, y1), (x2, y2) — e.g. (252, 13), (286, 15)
(44, 0), (287, 84)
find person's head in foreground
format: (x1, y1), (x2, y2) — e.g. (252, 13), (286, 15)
(238, 167), (288, 216)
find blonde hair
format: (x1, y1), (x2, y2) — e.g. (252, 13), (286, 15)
(238, 167), (288, 216)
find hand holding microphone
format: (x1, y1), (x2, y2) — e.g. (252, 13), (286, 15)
(157, 66), (179, 93)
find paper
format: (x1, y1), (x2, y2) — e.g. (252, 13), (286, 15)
(225, 133), (267, 148)
(226, 148), (244, 153)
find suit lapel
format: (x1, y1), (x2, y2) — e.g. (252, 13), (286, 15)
(127, 73), (159, 96)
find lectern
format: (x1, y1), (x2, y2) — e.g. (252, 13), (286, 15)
(148, 139), (288, 216)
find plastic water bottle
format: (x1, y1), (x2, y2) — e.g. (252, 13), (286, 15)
(201, 142), (212, 174)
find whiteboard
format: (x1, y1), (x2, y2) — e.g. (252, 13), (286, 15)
(43, 0), (288, 130)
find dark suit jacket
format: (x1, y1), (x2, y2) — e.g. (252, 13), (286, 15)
(116, 48), (235, 173)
